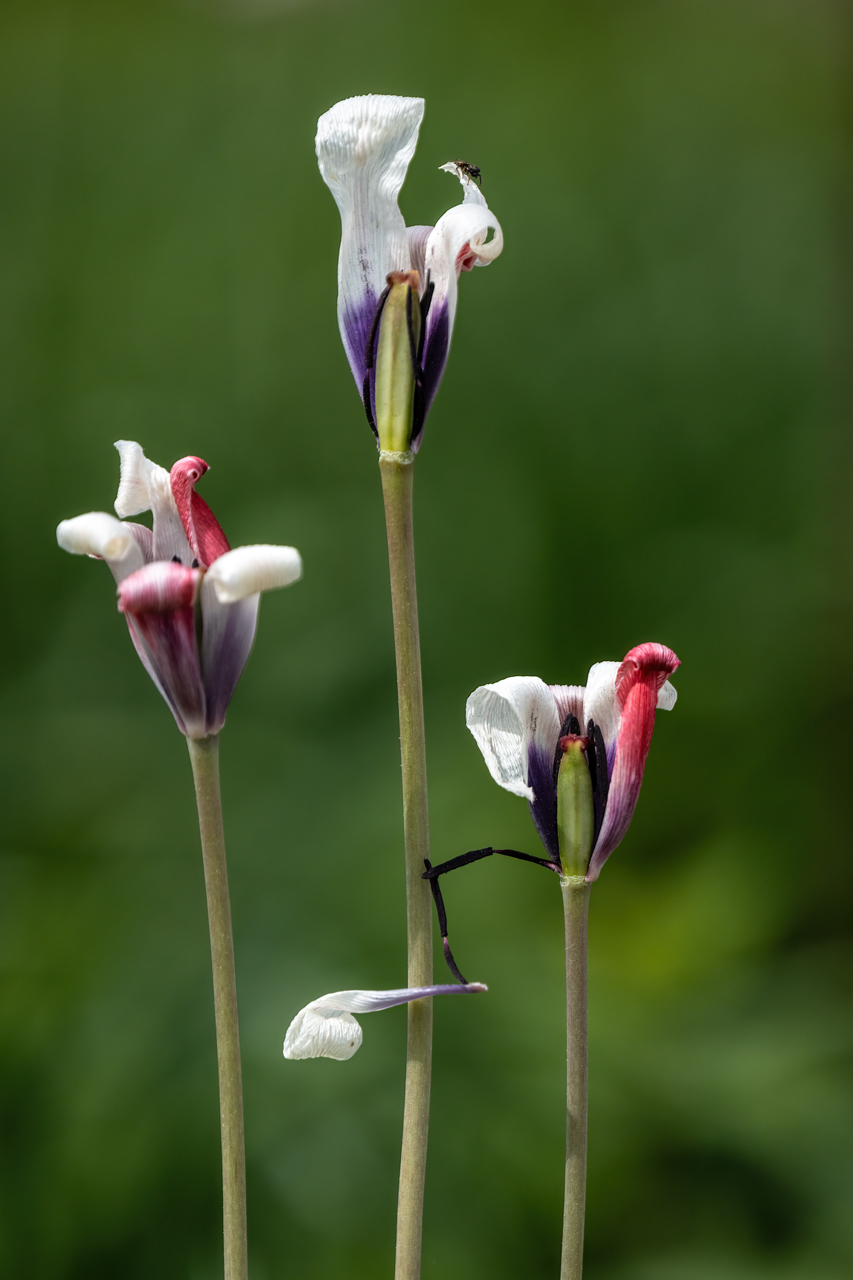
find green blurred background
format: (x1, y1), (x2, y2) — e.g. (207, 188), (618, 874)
(2, 0), (851, 1275)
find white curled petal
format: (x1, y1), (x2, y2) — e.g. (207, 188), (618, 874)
(57, 512), (146, 584)
(582, 662), (621, 766)
(283, 984), (487, 1062)
(466, 677), (560, 801)
(284, 1007), (363, 1062)
(657, 680), (678, 711)
(208, 545), (303, 604)
(407, 225), (433, 288)
(114, 440), (192, 564)
(316, 95), (424, 386)
(439, 161), (488, 208)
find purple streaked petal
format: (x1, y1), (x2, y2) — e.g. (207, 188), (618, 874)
(316, 95), (423, 392)
(124, 607), (206, 738)
(466, 677), (562, 857)
(198, 575), (259, 735)
(550, 685), (586, 731)
(283, 983), (487, 1062)
(407, 224), (432, 284)
(117, 562), (199, 614)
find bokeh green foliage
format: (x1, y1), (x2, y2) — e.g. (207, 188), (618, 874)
(1, 0), (851, 1276)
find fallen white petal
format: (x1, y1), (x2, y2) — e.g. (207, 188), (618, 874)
(208, 545), (303, 604)
(284, 983), (487, 1062)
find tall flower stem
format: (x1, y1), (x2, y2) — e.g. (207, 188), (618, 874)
(560, 877), (590, 1280)
(379, 454), (434, 1280)
(187, 734), (249, 1280)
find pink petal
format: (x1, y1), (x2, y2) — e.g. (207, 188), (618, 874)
(586, 643), (680, 881)
(117, 562), (199, 615)
(169, 456), (231, 569)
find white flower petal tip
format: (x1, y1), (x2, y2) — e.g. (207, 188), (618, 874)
(283, 983), (487, 1063)
(316, 95), (425, 178)
(208, 545), (303, 604)
(57, 512), (139, 562)
(439, 161), (488, 207)
(657, 680), (678, 711)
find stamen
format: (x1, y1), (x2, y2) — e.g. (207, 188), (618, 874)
(424, 859), (470, 985)
(361, 372), (377, 435)
(171, 554), (182, 564)
(588, 719), (610, 841)
(364, 285), (391, 372)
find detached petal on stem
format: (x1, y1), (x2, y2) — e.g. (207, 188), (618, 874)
(283, 983), (487, 1062)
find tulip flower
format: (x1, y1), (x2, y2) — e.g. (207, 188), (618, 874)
(465, 642), (681, 882)
(57, 440), (302, 737)
(423, 642), (680, 1280)
(57, 440), (303, 1280)
(284, 982), (487, 1062)
(316, 94), (503, 454)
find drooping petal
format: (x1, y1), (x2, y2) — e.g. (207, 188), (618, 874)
(466, 677), (561, 858)
(114, 440), (194, 565)
(198, 575), (259, 735)
(416, 169), (503, 443)
(169, 456), (231, 569)
(283, 983), (487, 1062)
(316, 95), (424, 394)
(207, 544), (303, 604)
(57, 512), (146, 584)
(117, 562), (199, 614)
(118, 562), (206, 737)
(586, 643), (680, 882)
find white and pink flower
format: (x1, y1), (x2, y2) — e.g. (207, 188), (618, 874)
(57, 441), (302, 738)
(316, 94), (503, 451)
(465, 643), (681, 882)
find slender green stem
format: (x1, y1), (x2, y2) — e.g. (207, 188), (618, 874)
(187, 734), (248, 1280)
(560, 878), (590, 1280)
(379, 456), (433, 1280)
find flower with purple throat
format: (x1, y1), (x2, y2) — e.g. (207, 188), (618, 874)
(57, 441), (302, 737)
(423, 643), (681, 982)
(316, 94), (503, 453)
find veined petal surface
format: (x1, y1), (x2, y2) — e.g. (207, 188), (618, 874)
(198, 575), (259, 736)
(466, 677), (561, 857)
(316, 95), (424, 391)
(208, 544), (303, 604)
(283, 984), (486, 1062)
(114, 440), (194, 565)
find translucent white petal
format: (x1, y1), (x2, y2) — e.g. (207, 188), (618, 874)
(582, 662), (622, 765)
(466, 677), (560, 802)
(283, 984), (487, 1062)
(283, 1007), (363, 1062)
(113, 440), (192, 564)
(207, 544), (303, 604)
(657, 680), (678, 711)
(316, 95), (424, 388)
(57, 512), (146, 584)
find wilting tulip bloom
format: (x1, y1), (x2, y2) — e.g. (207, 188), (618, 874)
(465, 643), (680, 883)
(284, 982), (487, 1062)
(316, 94), (503, 453)
(57, 441), (302, 738)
